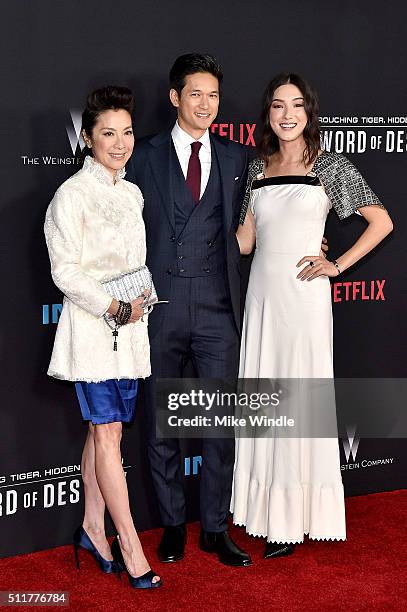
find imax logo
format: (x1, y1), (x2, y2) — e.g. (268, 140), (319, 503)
(66, 109), (84, 155)
(43, 304), (62, 325)
(184, 455), (202, 476)
(342, 424), (360, 463)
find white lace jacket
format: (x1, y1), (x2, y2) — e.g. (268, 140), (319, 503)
(44, 156), (151, 382)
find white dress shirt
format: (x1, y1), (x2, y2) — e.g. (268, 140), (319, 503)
(171, 121), (211, 198)
(44, 156), (150, 382)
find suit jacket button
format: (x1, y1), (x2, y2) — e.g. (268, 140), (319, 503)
(167, 268), (172, 274)
(207, 240), (213, 246)
(179, 268), (185, 273)
(170, 235), (175, 242)
(203, 268), (210, 273)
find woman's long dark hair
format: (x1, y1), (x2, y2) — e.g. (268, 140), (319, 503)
(258, 73), (320, 167)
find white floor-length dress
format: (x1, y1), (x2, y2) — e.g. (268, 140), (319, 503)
(231, 174), (346, 544)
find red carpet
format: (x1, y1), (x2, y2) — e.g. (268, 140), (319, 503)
(1, 490), (406, 611)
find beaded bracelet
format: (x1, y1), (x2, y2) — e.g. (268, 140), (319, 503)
(116, 300), (132, 325)
(110, 301), (132, 351)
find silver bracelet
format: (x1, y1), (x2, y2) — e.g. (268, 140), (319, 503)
(333, 260), (341, 274)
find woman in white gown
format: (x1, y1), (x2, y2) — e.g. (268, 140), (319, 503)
(231, 73), (393, 559)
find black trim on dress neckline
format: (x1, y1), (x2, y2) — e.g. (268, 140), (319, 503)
(252, 175), (321, 189)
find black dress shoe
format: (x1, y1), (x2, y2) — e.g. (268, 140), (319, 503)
(157, 525), (186, 563)
(200, 529), (252, 567)
(264, 542), (296, 559)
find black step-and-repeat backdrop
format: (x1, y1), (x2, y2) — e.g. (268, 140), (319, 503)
(1, 0), (406, 557)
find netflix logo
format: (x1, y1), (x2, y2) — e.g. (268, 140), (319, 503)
(331, 280), (386, 303)
(211, 123), (256, 146)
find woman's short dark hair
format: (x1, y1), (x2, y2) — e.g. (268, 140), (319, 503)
(81, 85), (134, 156)
(258, 73), (320, 166)
(169, 53), (223, 95)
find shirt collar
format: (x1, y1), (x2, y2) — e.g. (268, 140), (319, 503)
(82, 155), (126, 186)
(171, 121), (211, 151)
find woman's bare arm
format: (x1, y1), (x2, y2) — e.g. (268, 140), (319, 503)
(297, 206), (393, 280)
(236, 210), (256, 255)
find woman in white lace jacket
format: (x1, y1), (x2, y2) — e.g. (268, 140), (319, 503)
(44, 86), (161, 589)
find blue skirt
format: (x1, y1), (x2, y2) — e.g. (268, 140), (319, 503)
(75, 379), (138, 425)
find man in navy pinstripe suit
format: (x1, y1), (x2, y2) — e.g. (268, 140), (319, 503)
(126, 53), (251, 567)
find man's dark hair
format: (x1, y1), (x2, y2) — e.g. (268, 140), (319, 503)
(169, 53), (223, 95)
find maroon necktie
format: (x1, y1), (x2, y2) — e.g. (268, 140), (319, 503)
(186, 141), (202, 203)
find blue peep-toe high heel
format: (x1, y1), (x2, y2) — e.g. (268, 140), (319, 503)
(111, 536), (162, 589)
(73, 526), (120, 574)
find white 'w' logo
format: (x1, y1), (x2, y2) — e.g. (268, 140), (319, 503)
(342, 424), (360, 463)
(66, 109), (84, 154)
